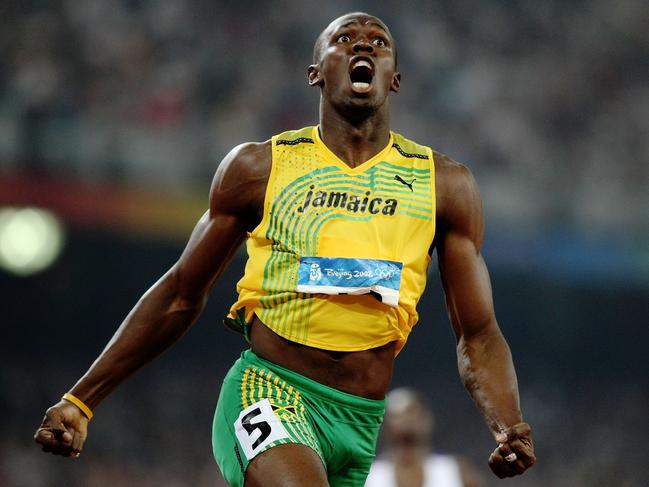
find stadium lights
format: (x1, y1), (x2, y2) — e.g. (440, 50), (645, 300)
(0, 207), (65, 277)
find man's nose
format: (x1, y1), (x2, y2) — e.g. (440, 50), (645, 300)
(353, 40), (374, 54)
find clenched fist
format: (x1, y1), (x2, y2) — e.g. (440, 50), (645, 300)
(34, 400), (89, 458)
(488, 422), (535, 478)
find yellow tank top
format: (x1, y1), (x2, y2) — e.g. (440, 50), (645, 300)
(225, 126), (435, 354)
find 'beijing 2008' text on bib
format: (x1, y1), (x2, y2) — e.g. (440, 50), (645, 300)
(297, 257), (402, 307)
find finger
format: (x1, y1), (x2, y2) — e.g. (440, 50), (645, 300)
(41, 440), (72, 456)
(494, 423), (534, 469)
(43, 408), (73, 441)
(35, 426), (74, 456)
(34, 427), (53, 445)
(498, 442), (533, 476)
(489, 449), (515, 478)
(490, 443), (531, 478)
(72, 430), (83, 453)
(490, 445), (518, 477)
(509, 438), (536, 466)
(35, 427), (63, 449)
(497, 443), (534, 476)
(504, 463), (525, 476)
(497, 442), (515, 459)
(505, 454), (528, 475)
(503, 422), (532, 442)
(35, 413), (55, 443)
(504, 453), (518, 462)
(495, 422), (532, 444)
(52, 428), (73, 447)
(498, 441), (512, 453)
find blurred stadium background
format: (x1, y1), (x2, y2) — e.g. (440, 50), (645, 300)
(1, 0), (647, 485)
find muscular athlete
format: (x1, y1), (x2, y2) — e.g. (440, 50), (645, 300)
(34, 13), (535, 486)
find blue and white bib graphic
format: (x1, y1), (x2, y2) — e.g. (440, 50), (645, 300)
(297, 257), (403, 307)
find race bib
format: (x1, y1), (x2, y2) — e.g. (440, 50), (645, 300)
(297, 257), (402, 307)
(234, 399), (289, 460)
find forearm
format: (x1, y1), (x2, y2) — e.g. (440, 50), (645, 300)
(68, 268), (206, 409)
(435, 161), (535, 476)
(457, 324), (522, 436)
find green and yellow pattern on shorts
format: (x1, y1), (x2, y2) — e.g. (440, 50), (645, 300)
(212, 350), (385, 487)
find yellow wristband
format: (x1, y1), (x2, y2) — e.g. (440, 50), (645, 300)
(62, 393), (94, 421)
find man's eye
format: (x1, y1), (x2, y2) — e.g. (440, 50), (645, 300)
(337, 34), (352, 43)
(373, 38), (386, 47)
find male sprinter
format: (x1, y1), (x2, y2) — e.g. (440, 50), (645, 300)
(35, 13), (535, 486)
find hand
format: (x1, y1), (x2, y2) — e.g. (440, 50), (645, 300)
(34, 400), (89, 458)
(488, 422), (535, 478)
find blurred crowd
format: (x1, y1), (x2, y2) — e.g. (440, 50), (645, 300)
(1, 0), (647, 235)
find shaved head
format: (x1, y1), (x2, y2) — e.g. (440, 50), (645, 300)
(381, 388), (435, 463)
(385, 388), (434, 439)
(312, 12), (398, 66)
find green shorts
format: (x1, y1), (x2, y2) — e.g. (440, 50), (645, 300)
(212, 350), (385, 487)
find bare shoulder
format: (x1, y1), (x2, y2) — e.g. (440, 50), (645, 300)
(211, 140), (272, 194)
(210, 140), (272, 227)
(433, 150), (478, 204)
(432, 149), (483, 237)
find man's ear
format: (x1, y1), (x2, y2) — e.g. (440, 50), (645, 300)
(308, 65), (323, 87)
(390, 72), (401, 93)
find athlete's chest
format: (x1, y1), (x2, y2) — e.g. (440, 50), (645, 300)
(271, 163), (429, 220)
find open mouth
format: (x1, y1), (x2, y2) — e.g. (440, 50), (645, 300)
(349, 59), (374, 93)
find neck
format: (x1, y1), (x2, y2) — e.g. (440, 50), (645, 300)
(318, 97), (391, 168)
(393, 454), (426, 487)
(392, 448), (428, 467)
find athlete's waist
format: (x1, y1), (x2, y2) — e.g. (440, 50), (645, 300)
(249, 316), (396, 400)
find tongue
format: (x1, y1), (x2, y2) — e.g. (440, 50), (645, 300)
(350, 64), (372, 91)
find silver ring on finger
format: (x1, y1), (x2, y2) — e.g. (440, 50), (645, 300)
(505, 453), (517, 462)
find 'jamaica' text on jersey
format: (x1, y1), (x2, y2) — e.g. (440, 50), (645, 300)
(297, 185), (398, 215)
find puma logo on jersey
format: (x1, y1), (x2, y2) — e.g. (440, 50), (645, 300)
(394, 175), (416, 192)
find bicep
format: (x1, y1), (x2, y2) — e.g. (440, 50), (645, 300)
(173, 208), (247, 302)
(438, 232), (496, 340)
(436, 164), (497, 340)
(170, 144), (265, 302)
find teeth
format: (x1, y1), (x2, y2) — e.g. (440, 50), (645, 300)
(354, 60), (372, 69)
(353, 82), (370, 89)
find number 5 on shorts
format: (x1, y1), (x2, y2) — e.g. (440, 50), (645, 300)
(234, 399), (289, 460)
